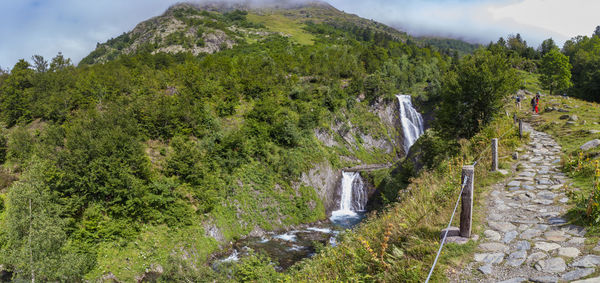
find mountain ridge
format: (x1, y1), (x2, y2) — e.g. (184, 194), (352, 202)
(80, 1), (476, 65)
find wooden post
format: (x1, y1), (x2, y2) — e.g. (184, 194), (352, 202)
(519, 120), (523, 139)
(513, 113), (517, 124)
(491, 138), (498, 171)
(460, 165), (474, 238)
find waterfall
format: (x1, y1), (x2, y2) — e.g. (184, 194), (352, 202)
(330, 171), (367, 220)
(396, 94), (425, 152)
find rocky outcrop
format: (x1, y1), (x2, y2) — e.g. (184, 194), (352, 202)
(136, 264), (164, 283)
(203, 219), (226, 242)
(297, 162), (341, 215)
(371, 98), (404, 156)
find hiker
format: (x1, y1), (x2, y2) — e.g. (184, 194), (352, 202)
(515, 95), (521, 110)
(531, 96), (536, 113)
(535, 93), (540, 114)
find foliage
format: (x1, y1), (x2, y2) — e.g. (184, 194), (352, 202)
(539, 49), (573, 95)
(562, 35), (600, 102)
(435, 49), (519, 139)
(418, 37), (480, 57)
(0, 158), (93, 280)
(232, 252), (281, 282)
(538, 38), (558, 56)
(564, 153), (600, 224)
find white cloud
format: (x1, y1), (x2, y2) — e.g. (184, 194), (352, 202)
(488, 0), (600, 41)
(329, 0), (597, 47)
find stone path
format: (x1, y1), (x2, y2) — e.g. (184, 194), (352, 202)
(456, 123), (600, 282)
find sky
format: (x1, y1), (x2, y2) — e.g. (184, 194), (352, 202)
(1, 0), (598, 69)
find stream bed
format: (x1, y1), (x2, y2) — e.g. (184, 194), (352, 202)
(213, 218), (364, 271)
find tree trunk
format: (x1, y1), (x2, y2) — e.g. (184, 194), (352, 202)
(29, 198), (34, 283)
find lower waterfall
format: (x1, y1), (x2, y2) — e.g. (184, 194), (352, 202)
(329, 171), (367, 228)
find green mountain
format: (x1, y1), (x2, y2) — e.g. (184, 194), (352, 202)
(81, 1), (410, 65)
(0, 2), (458, 281)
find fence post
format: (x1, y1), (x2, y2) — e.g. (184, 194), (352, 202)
(491, 138), (498, 171)
(460, 165), (474, 238)
(519, 120), (523, 138)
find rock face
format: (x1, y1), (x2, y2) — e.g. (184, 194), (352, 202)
(370, 98), (404, 155)
(298, 162), (341, 214)
(136, 264), (163, 282)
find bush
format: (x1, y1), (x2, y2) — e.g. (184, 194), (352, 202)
(232, 252), (281, 282)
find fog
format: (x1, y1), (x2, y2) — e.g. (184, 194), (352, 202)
(328, 0), (598, 46)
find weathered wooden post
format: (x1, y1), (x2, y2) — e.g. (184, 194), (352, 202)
(519, 120), (523, 138)
(460, 165), (474, 237)
(491, 138), (498, 171)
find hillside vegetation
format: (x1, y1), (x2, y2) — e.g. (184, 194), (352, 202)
(0, 3), (448, 281)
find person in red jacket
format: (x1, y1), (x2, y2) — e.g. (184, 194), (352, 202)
(535, 93), (540, 114)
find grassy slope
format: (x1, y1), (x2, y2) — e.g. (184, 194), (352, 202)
(518, 70), (543, 94)
(246, 13), (315, 45)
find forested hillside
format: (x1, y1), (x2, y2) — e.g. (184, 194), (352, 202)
(416, 36), (481, 58)
(4, 1), (597, 281)
(0, 2), (448, 281)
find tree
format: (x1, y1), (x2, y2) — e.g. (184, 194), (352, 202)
(435, 49), (519, 139)
(497, 37), (507, 48)
(540, 49), (573, 95)
(0, 60), (34, 126)
(31, 55), (48, 73)
(0, 158), (89, 281)
(507, 33), (526, 53)
(48, 52), (72, 72)
(594, 25), (600, 38)
(562, 35), (600, 101)
(539, 38), (558, 56)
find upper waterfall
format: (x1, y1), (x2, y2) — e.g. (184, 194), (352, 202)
(396, 94), (425, 153)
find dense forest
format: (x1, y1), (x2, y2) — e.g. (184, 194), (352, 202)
(1, 1), (599, 281)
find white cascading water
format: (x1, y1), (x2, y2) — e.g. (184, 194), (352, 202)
(396, 94), (425, 153)
(330, 171), (367, 221)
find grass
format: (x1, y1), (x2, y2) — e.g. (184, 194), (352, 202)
(247, 13), (315, 45)
(518, 70), (543, 94)
(87, 224), (219, 281)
